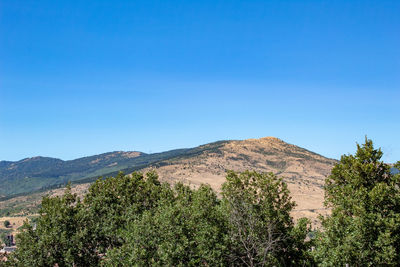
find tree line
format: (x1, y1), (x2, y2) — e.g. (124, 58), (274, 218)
(2, 138), (400, 266)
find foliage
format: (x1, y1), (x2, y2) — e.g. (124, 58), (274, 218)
(2, 221), (10, 228)
(81, 171), (170, 253)
(5, 170), (314, 266)
(0, 229), (12, 247)
(105, 183), (229, 266)
(5, 185), (98, 267)
(314, 138), (400, 266)
(222, 171), (313, 266)
(4, 138), (400, 266)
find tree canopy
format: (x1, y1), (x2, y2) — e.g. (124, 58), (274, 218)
(6, 185), (97, 266)
(314, 138), (400, 266)
(3, 169), (313, 266)
(5, 139), (400, 266)
(222, 170), (313, 266)
(105, 183), (229, 266)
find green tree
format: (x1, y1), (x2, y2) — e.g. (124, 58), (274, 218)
(105, 183), (229, 266)
(221, 170), (313, 266)
(3, 170), (316, 266)
(6, 172), (169, 266)
(314, 138), (400, 266)
(6, 185), (98, 267)
(0, 229), (12, 247)
(81, 171), (170, 253)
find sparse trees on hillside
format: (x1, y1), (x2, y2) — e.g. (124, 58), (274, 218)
(314, 138), (400, 266)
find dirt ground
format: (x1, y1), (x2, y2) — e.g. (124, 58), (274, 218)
(0, 216), (33, 235)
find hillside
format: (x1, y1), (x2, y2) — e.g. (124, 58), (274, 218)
(141, 137), (337, 224)
(0, 137), (337, 224)
(0, 150), (193, 197)
(0, 141), (230, 197)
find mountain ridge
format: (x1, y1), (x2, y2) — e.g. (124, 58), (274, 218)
(137, 137), (337, 224)
(0, 137), (339, 224)
(0, 137), (336, 204)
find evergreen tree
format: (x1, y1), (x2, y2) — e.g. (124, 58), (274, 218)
(314, 138), (400, 266)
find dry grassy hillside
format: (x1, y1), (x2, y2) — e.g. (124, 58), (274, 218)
(141, 137), (337, 225)
(0, 137), (336, 227)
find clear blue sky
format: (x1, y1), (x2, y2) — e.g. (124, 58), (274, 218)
(0, 0), (399, 162)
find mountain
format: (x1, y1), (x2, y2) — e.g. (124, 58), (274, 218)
(0, 137), (337, 223)
(1, 144), (235, 197)
(144, 137), (335, 186)
(141, 137), (337, 224)
(0, 150), (186, 197)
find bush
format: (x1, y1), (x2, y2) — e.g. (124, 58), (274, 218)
(3, 221), (10, 228)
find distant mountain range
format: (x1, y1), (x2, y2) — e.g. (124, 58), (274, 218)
(0, 138), (334, 199)
(1, 137), (339, 224)
(0, 144), (224, 197)
(1, 137), (397, 225)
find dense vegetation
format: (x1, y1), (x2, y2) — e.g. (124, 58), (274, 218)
(2, 170), (313, 266)
(1, 139), (399, 266)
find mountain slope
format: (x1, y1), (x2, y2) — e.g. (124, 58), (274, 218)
(0, 137), (337, 225)
(0, 141), (239, 197)
(0, 150), (190, 196)
(139, 137), (336, 224)
(143, 137), (334, 185)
